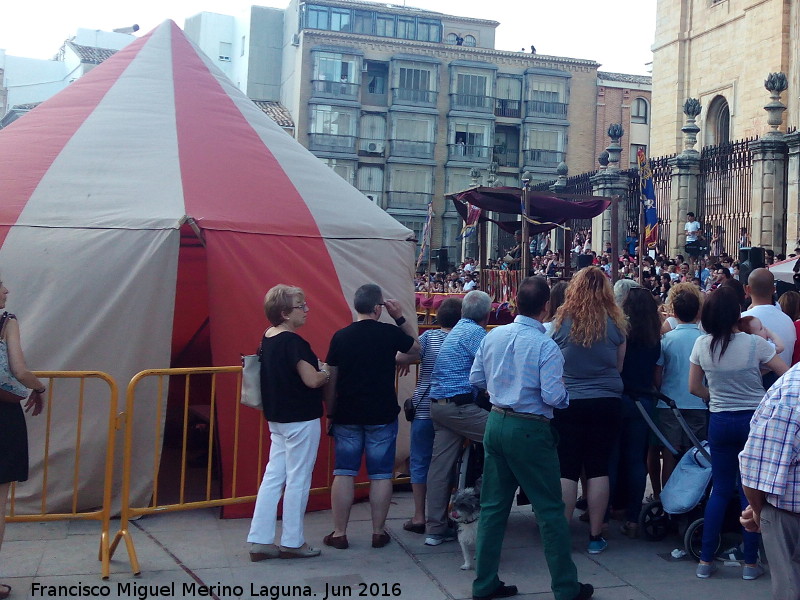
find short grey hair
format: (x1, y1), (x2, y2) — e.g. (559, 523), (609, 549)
(613, 279), (641, 306)
(461, 290), (492, 321)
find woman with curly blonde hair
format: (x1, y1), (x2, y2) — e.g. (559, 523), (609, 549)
(551, 266), (628, 555)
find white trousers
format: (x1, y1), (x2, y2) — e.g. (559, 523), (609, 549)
(247, 418), (320, 548)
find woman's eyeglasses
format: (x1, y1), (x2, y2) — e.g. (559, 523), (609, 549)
(291, 303), (309, 312)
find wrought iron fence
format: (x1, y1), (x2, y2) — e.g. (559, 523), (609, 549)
(699, 138), (755, 258)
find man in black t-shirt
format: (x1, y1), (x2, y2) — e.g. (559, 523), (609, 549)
(324, 284), (419, 550)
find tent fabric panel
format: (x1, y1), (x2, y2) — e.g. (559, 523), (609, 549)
(170, 25), (324, 238)
(0, 30), (154, 240)
(177, 25), (412, 242)
(13, 24), (185, 231)
(201, 230), (354, 516)
(0, 227), (180, 513)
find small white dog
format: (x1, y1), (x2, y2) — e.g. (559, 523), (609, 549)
(450, 486), (481, 570)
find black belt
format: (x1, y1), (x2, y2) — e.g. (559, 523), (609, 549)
(491, 405), (550, 422)
(431, 393), (473, 406)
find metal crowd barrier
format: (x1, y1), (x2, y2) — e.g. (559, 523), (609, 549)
(6, 371), (119, 579)
(109, 363), (422, 576)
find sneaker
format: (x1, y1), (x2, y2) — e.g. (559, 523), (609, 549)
(696, 562), (717, 578)
(742, 564), (764, 580)
(587, 538), (608, 554)
(572, 583), (594, 600)
(424, 528), (456, 546)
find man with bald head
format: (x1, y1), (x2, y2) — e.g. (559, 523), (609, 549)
(742, 268), (796, 384)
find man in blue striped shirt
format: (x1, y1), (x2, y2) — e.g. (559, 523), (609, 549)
(469, 277), (592, 600)
(425, 290), (492, 546)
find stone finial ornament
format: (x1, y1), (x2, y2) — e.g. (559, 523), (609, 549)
(607, 123), (624, 140)
(764, 72), (788, 94)
(683, 98), (701, 118)
(598, 151), (610, 168)
(681, 98), (701, 153)
(763, 72), (788, 137)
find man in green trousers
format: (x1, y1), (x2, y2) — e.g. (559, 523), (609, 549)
(468, 276), (593, 600)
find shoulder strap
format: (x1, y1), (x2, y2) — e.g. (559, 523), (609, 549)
(0, 311), (9, 338)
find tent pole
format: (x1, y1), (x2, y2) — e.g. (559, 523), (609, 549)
(638, 203), (645, 284)
(521, 184), (531, 275)
(611, 195), (620, 282)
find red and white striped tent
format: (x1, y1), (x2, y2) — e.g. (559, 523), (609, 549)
(0, 21), (415, 515)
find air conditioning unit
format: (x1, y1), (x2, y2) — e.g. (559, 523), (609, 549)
(367, 141), (385, 153)
(291, 34), (300, 46)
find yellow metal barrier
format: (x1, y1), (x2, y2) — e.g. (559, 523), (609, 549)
(6, 371), (119, 579)
(111, 363), (422, 575)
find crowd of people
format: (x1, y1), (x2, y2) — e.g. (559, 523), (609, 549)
(248, 246), (799, 600)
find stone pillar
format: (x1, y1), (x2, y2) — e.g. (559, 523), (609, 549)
(591, 127), (628, 255)
(786, 131), (800, 254)
(590, 151), (609, 252)
(550, 162), (568, 253)
(750, 138), (788, 252)
(668, 99), (702, 258)
(751, 73), (790, 253)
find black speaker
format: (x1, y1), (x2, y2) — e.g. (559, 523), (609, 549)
(576, 254), (593, 270)
(738, 247), (765, 285)
(738, 247), (766, 268)
(434, 247), (449, 272)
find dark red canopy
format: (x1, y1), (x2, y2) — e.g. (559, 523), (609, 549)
(449, 186), (610, 233)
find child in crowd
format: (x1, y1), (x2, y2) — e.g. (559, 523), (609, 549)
(738, 316), (784, 371)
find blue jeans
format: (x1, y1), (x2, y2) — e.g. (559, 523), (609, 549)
(609, 394), (653, 523)
(332, 420), (398, 479)
(700, 410), (760, 563)
(409, 418), (435, 484)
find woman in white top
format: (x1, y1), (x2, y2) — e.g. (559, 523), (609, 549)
(688, 286), (787, 580)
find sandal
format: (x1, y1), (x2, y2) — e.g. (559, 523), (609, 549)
(402, 520), (425, 534)
(0, 583), (11, 600)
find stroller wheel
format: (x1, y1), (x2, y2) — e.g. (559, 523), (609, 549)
(639, 500), (670, 541)
(684, 517), (720, 562)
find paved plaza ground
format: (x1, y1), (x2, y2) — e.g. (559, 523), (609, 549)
(2, 491), (770, 600)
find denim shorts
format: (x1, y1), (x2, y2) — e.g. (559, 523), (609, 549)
(409, 418), (435, 484)
(332, 419), (398, 480)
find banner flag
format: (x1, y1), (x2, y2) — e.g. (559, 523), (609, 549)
(416, 200), (434, 269)
(457, 203), (482, 240)
(637, 148), (658, 248)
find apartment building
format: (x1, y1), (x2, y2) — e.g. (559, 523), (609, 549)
(187, 1), (648, 262)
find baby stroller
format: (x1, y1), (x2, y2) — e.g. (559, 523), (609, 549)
(626, 389), (735, 561)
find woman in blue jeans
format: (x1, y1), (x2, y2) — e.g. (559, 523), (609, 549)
(688, 286), (787, 579)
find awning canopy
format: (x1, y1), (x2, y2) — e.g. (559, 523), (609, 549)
(449, 186), (610, 234)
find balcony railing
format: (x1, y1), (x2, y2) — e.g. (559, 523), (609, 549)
(493, 148), (520, 168)
(311, 80), (360, 99)
(523, 149), (565, 168)
(450, 93), (493, 112)
(390, 140), (435, 159)
(387, 191), (433, 209)
(448, 143), (491, 161)
(525, 100), (568, 119)
(308, 133), (357, 153)
(391, 88), (438, 105)
(495, 99), (521, 118)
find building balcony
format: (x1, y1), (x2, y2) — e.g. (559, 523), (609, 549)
(386, 191), (433, 209)
(495, 99), (521, 119)
(523, 149), (565, 168)
(391, 88), (438, 106)
(308, 133), (357, 154)
(448, 143), (491, 162)
(450, 93), (493, 113)
(493, 148), (520, 168)
(390, 140), (435, 159)
(311, 79), (360, 101)
(525, 100), (568, 119)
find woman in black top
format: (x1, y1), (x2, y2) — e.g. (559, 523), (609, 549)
(247, 285), (329, 561)
(614, 287), (661, 538)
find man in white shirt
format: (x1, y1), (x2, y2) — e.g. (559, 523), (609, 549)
(463, 272), (478, 291)
(742, 268), (796, 374)
(684, 212), (701, 243)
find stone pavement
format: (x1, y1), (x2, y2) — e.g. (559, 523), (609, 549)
(2, 492), (770, 600)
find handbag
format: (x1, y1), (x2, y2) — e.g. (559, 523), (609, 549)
(403, 382), (431, 422)
(240, 333), (266, 410)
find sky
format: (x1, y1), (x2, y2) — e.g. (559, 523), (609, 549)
(1, 0), (656, 75)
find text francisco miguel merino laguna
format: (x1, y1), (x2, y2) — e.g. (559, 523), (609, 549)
(31, 581), (403, 599)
